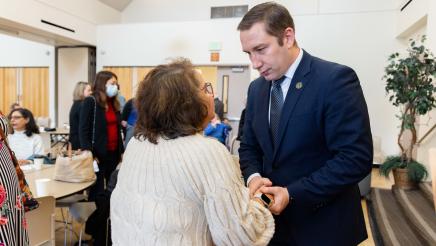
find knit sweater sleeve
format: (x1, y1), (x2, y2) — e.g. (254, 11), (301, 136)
(199, 140), (274, 246)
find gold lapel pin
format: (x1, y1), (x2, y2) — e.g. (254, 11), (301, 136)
(296, 82), (303, 89)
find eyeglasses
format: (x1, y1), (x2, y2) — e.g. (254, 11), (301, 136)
(202, 82), (214, 95)
(10, 116), (23, 120)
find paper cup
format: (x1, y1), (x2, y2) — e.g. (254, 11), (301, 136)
(34, 158), (44, 170)
(35, 178), (51, 196)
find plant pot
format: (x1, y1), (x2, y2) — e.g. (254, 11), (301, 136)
(393, 168), (418, 190)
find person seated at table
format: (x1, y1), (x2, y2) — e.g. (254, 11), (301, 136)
(7, 108), (44, 165)
(204, 113), (231, 145)
(111, 58), (274, 246)
(69, 81), (92, 150)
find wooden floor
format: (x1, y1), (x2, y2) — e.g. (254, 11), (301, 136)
(359, 168), (394, 246)
(52, 168), (394, 245)
(370, 167), (395, 190)
(54, 208), (92, 245)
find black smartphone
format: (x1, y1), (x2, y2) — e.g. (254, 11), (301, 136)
(260, 193), (273, 207)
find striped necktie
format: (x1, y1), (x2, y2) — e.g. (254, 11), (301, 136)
(270, 76), (286, 146)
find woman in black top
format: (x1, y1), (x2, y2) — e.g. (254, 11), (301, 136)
(69, 81), (92, 150)
(79, 71), (124, 201)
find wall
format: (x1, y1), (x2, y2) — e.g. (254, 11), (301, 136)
(97, 19), (246, 67)
(396, 0), (429, 38)
(0, 33), (55, 125)
(122, 0), (320, 23)
(291, 10), (402, 159)
(122, 0), (399, 23)
(57, 48), (89, 127)
(0, 0), (121, 45)
(98, 3), (401, 157)
(37, 0), (121, 25)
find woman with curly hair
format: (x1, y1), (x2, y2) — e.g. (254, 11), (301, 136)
(111, 59), (274, 246)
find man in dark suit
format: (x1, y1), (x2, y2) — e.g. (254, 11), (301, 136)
(238, 3), (373, 245)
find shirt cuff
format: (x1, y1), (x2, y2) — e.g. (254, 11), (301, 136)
(247, 173), (261, 186)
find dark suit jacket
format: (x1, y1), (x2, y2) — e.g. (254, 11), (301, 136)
(239, 51), (373, 245)
(79, 96), (124, 162)
(69, 100), (82, 150)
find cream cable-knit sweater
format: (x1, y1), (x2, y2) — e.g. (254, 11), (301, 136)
(111, 134), (274, 246)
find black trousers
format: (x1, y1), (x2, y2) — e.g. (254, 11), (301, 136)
(88, 150), (119, 201)
(86, 190), (112, 246)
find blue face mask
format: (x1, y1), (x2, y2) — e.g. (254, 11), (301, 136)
(106, 84), (118, 98)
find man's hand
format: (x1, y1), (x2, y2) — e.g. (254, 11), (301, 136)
(248, 176), (272, 198)
(260, 186), (290, 215)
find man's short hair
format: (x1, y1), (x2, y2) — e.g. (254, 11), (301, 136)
(237, 2), (295, 46)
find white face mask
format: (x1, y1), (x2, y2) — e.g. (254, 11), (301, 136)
(106, 84), (118, 98)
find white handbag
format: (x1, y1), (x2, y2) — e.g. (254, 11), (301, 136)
(54, 146), (96, 182)
(54, 96), (98, 183)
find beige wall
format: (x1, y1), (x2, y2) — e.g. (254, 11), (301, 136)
(57, 48), (89, 127)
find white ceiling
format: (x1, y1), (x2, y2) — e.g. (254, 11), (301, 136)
(99, 0), (133, 11)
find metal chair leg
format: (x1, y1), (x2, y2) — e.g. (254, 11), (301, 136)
(78, 226), (83, 246)
(63, 209), (68, 246)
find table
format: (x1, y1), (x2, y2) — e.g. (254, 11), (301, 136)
(22, 164), (94, 199)
(48, 128), (69, 148)
(40, 128), (70, 149)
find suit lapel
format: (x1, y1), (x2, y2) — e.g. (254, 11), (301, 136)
(272, 50), (312, 162)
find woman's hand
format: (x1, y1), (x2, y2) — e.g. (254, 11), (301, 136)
(18, 159), (32, 165)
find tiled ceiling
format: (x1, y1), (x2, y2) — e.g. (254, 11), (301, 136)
(99, 0), (133, 11)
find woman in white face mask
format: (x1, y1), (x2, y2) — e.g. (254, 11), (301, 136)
(79, 71), (124, 204)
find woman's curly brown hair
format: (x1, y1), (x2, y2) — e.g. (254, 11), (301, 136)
(134, 58), (210, 144)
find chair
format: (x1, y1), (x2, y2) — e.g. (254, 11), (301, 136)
(224, 129), (232, 150)
(56, 193), (88, 246)
(26, 196), (56, 246)
(68, 202), (96, 246)
(230, 136), (240, 155)
(36, 117), (51, 128)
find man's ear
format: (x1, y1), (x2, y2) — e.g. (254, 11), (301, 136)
(283, 27), (295, 48)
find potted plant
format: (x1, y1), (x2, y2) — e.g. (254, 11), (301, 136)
(380, 36), (436, 189)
